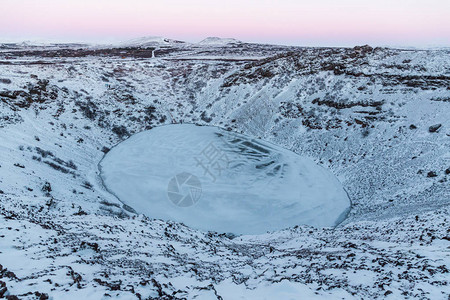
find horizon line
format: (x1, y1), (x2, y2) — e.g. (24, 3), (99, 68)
(1, 36), (450, 50)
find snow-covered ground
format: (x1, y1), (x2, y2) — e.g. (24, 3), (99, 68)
(0, 42), (449, 299)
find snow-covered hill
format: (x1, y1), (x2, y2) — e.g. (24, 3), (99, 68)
(0, 43), (449, 299)
(119, 36), (186, 48)
(198, 37), (241, 46)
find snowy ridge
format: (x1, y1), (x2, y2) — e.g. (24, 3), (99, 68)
(198, 37), (241, 46)
(119, 36), (186, 47)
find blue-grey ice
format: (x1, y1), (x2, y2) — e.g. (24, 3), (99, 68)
(99, 124), (350, 234)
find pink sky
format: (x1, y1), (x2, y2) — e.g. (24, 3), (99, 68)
(1, 0), (449, 46)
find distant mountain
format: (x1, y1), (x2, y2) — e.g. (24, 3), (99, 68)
(198, 37), (241, 46)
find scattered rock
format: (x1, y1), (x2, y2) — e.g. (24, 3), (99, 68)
(101, 146), (110, 154)
(80, 241), (100, 253)
(428, 124), (442, 133)
(427, 171), (438, 178)
(35, 292), (49, 300)
(41, 182), (52, 195)
(112, 125), (130, 138)
(94, 278), (122, 291)
(0, 78), (12, 84)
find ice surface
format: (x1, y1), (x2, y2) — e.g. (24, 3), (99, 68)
(99, 124), (350, 234)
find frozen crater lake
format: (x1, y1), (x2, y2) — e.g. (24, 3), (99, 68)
(99, 124), (350, 235)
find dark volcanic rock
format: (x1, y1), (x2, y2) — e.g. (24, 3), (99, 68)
(429, 124), (442, 133)
(427, 171), (438, 178)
